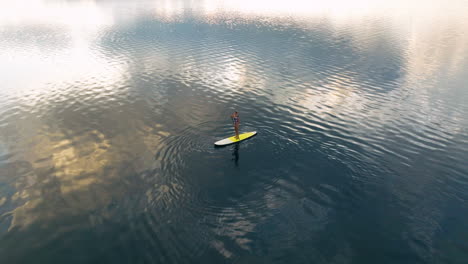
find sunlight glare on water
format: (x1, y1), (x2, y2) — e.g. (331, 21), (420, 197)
(0, 0), (468, 263)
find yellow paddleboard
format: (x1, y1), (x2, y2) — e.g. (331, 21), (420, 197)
(214, 131), (257, 146)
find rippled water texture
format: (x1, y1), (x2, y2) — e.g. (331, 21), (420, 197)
(1, 0), (468, 263)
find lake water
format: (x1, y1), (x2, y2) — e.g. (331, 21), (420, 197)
(1, 0), (468, 263)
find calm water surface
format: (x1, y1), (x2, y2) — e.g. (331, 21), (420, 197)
(1, 0), (468, 263)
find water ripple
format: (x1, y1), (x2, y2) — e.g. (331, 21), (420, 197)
(1, 0), (468, 263)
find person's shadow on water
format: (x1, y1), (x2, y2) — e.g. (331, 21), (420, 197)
(232, 143), (239, 167)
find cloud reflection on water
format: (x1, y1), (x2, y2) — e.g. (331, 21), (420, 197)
(0, 0), (466, 226)
(0, 1), (467, 262)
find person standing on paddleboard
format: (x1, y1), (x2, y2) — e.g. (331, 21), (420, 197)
(231, 111), (240, 139)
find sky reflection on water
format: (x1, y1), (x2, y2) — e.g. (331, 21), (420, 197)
(0, 0), (468, 263)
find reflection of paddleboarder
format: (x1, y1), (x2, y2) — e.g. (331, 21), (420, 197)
(232, 143), (239, 166)
(231, 111), (240, 140)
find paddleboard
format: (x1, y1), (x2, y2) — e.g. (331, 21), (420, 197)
(214, 131), (257, 146)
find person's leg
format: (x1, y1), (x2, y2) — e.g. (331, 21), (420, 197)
(234, 124), (239, 139)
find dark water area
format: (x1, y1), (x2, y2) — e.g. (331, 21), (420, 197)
(1, 0), (468, 263)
